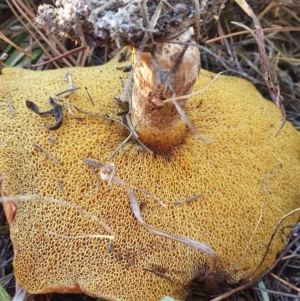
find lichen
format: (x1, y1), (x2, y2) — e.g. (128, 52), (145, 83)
(35, 0), (225, 48)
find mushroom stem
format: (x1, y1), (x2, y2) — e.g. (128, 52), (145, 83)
(130, 28), (200, 153)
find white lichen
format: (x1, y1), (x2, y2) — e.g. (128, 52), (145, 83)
(36, 0), (224, 47)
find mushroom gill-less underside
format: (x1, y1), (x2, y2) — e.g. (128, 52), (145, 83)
(1, 55), (300, 301)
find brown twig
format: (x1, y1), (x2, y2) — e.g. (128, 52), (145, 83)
(33, 143), (61, 165)
(270, 272), (300, 293)
(27, 46), (87, 68)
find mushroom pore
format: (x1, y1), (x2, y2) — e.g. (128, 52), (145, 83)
(1, 56), (300, 301)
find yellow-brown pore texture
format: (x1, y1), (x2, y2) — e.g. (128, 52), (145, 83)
(1, 56), (300, 301)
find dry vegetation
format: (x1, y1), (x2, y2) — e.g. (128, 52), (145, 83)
(0, 0), (299, 301)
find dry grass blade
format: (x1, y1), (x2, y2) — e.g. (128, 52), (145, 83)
(0, 32), (31, 57)
(28, 46), (87, 68)
(144, 267), (188, 294)
(0, 195), (113, 237)
(108, 122), (139, 160)
(171, 92), (212, 143)
(33, 143), (61, 165)
(11, 286), (29, 301)
(206, 26), (300, 44)
(0, 283), (11, 301)
(209, 211), (300, 301)
(243, 207), (300, 280)
(99, 163), (216, 280)
(233, 0), (286, 136)
(232, 203), (266, 271)
(270, 272), (300, 293)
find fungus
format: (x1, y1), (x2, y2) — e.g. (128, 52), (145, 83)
(1, 0), (300, 301)
(34, 0), (225, 152)
(1, 56), (300, 301)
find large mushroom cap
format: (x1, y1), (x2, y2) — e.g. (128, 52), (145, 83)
(1, 56), (300, 301)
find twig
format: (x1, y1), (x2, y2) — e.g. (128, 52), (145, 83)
(251, 286), (300, 298)
(56, 178), (64, 194)
(243, 208), (300, 280)
(27, 46), (87, 68)
(45, 231), (113, 240)
(165, 44), (189, 94)
(64, 72), (74, 97)
(211, 209), (300, 301)
(82, 158), (103, 168)
(144, 267), (187, 294)
(85, 87), (94, 105)
(33, 143), (61, 165)
(55, 87), (80, 97)
(108, 122), (139, 160)
(100, 163), (216, 276)
(171, 90), (212, 143)
(141, 0), (153, 42)
(56, 99), (153, 155)
(163, 71), (225, 103)
(231, 21), (286, 136)
(129, 185), (167, 208)
(270, 272), (300, 293)
(172, 194), (206, 205)
(205, 27), (300, 45)
(193, 0), (200, 43)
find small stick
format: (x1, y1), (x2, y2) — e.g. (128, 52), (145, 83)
(56, 98), (153, 155)
(108, 122), (139, 160)
(251, 287), (300, 298)
(64, 72), (74, 97)
(243, 207), (300, 280)
(143, 267), (187, 294)
(193, 0), (200, 43)
(270, 272), (300, 293)
(82, 158), (103, 168)
(232, 203), (266, 271)
(85, 87), (94, 105)
(172, 194), (206, 205)
(33, 143), (61, 165)
(55, 87), (79, 97)
(45, 231), (114, 240)
(26, 46), (87, 68)
(141, 0), (154, 42)
(57, 178), (64, 194)
(7, 102), (15, 115)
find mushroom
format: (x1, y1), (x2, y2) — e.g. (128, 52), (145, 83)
(34, 0), (224, 153)
(1, 0), (300, 300)
(1, 56), (300, 301)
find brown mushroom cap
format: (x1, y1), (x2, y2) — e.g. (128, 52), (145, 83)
(1, 56), (300, 301)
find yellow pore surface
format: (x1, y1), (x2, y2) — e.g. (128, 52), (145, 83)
(1, 56), (300, 301)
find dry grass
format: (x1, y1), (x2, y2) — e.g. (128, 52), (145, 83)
(0, 0), (299, 301)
